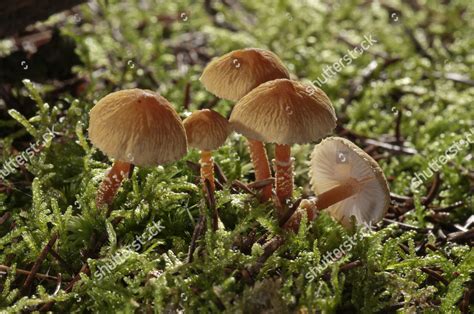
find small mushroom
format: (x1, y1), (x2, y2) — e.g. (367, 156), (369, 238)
(200, 48), (290, 101)
(230, 79), (336, 212)
(308, 136), (390, 228)
(183, 109), (231, 193)
(200, 48), (290, 202)
(89, 89), (187, 208)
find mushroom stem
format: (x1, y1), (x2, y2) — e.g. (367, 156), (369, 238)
(314, 179), (360, 209)
(247, 139), (272, 202)
(285, 177), (373, 230)
(200, 150), (215, 193)
(96, 160), (132, 208)
(274, 144), (293, 205)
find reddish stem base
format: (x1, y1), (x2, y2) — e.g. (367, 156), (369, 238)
(96, 160), (132, 208)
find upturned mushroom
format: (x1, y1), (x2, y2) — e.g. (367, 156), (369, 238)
(200, 48), (290, 202)
(307, 136), (390, 228)
(89, 89), (187, 208)
(230, 79), (336, 213)
(183, 109), (231, 193)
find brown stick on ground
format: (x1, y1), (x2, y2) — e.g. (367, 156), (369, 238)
(214, 162), (228, 185)
(247, 178), (274, 190)
(0, 265), (63, 283)
(321, 260), (363, 280)
(420, 267), (449, 286)
(22, 232), (58, 294)
(421, 173), (441, 206)
(40, 263), (91, 311)
(460, 288), (471, 314)
(246, 235), (285, 279)
(49, 248), (75, 275)
(231, 180), (256, 195)
(447, 229), (474, 242)
(187, 214), (207, 263)
(0, 212), (10, 225)
(187, 179), (216, 262)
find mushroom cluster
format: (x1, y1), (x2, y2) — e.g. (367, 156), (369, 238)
(87, 48), (390, 232)
(201, 48), (291, 202)
(230, 79), (336, 215)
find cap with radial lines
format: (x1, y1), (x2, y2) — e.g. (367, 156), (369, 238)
(230, 79), (337, 145)
(200, 48), (290, 101)
(183, 109), (231, 151)
(88, 89), (188, 167)
(310, 136), (390, 227)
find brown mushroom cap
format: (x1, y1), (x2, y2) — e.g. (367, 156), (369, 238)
(229, 79), (337, 145)
(183, 109), (231, 151)
(200, 48), (290, 101)
(89, 89), (187, 167)
(310, 137), (390, 227)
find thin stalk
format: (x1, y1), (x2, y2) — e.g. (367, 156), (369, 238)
(200, 150), (215, 193)
(247, 139), (272, 202)
(274, 144), (293, 206)
(96, 160), (132, 208)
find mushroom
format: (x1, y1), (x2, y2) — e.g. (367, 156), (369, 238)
(230, 79), (336, 213)
(200, 48), (290, 202)
(307, 136), (390, 228)
(183, 109), (231, 193)
(89, 89), (187, 208)
(200, 48), (290, 101)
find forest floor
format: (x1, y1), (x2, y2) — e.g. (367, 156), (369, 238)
(0, 0), (473, 313)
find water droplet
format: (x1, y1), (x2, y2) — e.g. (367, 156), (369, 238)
(337, 151), (348, 163)
(74, 14), (81, 23)
(232, 59), (241, 68)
